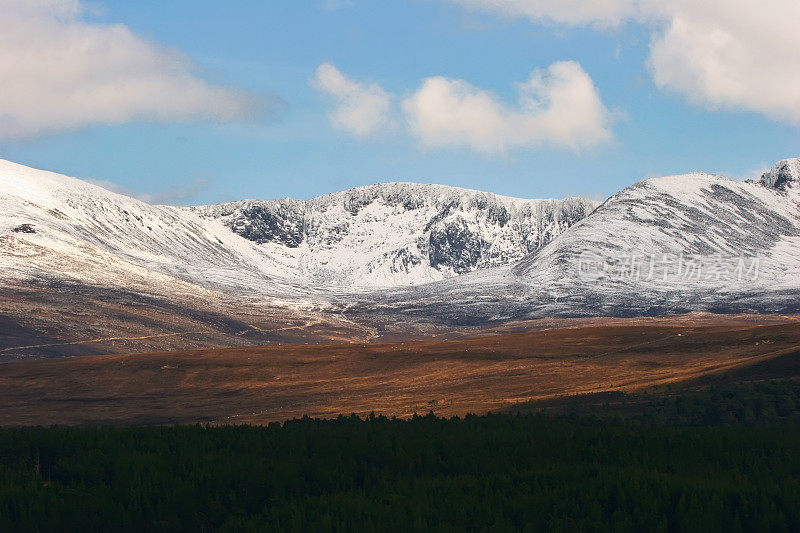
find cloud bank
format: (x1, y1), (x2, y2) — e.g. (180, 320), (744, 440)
(0, 0), (258, 140)
(450, 0), (800, 124)
(314, 61), (613, 153)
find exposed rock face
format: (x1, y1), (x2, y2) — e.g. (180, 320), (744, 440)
(428, 216), (488, 274)
(207, 200), (305, 247)
(12, 224), (36, 234)
(760, 158), (800, 191)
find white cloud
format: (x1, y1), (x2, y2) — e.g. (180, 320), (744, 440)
(646, 1), (800, 124)
(0, 0), (259, 140)
(448, 0), (800, 125)
(313, 63), (393, 137)
(402, 61), (613, 153)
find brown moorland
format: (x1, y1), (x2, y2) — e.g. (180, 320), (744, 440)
(0, 315), (799, 426)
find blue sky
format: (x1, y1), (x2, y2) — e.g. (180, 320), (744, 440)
(0, 0), (798, 204)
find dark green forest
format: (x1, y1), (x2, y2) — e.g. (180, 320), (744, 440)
(2, 379), (800, 532)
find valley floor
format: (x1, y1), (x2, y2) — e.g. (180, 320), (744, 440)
(1, 315), (799, 426)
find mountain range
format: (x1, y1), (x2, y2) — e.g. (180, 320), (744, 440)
(1, 157), (798, 358)
(192, 184), (595, 287)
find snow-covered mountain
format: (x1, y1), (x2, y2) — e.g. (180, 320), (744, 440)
(353, 158), (800, 325)
(0, 159), (594, 299)
(2, 156), (800, 357)
(513, 158), (800, 298)
(0, 159), (314, 301)
(193, 183), (596, 287)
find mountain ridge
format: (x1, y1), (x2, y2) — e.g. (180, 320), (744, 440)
(0, 158), (596, 291)
(2, 156), (800, 357)
(191, 180), (597, 286)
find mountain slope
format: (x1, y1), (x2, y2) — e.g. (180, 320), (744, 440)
(0, 159), (311, 300)
(513, 159), (800, 291)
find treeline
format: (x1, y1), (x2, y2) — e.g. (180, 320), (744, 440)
(522, 378), (800, 426)
(0, 380), (798, 531)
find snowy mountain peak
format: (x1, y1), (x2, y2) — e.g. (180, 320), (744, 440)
(194, 182), (598, 286)
(509, 160), (800, 314)
(760, 158), (800, 191)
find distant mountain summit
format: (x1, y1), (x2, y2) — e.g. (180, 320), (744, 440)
(193, 183), (596, 286)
